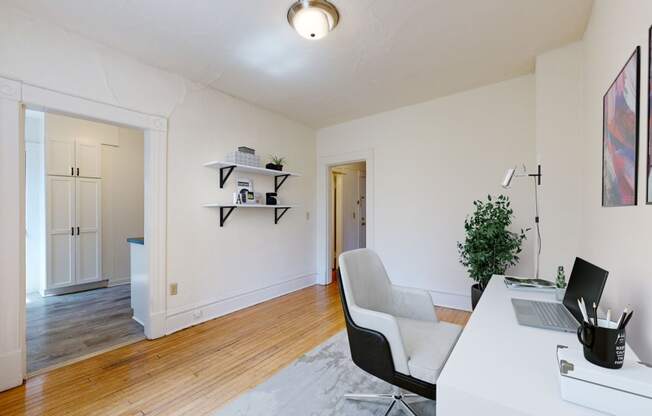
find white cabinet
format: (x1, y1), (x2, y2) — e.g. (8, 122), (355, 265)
(47, 137), (101, 178)
(75, 140), (102, 178)
(46, 176), (102, 291)
(75, 178), (102, 283)
(46, 176), (76, 288)
(46, 138), (75, 177)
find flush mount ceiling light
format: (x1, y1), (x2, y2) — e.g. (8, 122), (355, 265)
(287, 0), (340, 40)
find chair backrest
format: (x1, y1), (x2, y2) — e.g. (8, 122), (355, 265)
(338, 249), (393, 315)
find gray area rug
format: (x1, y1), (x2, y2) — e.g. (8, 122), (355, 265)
(213, 331), (436, 416)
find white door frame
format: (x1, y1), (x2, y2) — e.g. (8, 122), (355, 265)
(316, 149), (374, 285)
(0, 76), (167, 391)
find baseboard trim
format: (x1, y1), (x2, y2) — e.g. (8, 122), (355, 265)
(429, 289), (472, 312)
(0, 349), (23, 392)
(165, 274), (317, 335)
(44, 279), (109, 296)
(147, 311), (166, 339)
(107, 278), (130, 287)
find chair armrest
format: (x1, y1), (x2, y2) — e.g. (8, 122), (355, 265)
(349, 304), (410, 375)
(390, 285), (438, 322)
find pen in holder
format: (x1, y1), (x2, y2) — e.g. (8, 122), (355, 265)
(577, 319), (625, 369)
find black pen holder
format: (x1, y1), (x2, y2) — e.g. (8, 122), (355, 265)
(577, 320), (625, 369)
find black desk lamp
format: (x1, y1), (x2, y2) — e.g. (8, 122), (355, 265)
(502, 164), (543, 278)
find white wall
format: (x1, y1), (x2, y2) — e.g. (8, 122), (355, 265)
(535, 43), (585, 279)
(165, 85), (315, 330)
(102, 127), (145, 285)
(317, 76), (536, 310)
(578, 0), (652, 361)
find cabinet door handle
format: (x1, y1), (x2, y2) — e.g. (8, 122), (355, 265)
(77, 167), (80, 176)
(71, 167), (74, 176)
(71, 227), (74, 236)
(77, 226), (80, 235)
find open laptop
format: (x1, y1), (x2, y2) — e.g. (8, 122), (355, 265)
(511, 258), (609, 332)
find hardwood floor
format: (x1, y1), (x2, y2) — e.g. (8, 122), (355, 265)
(27, 285), (145, 374)
(1, 283), (470, 416)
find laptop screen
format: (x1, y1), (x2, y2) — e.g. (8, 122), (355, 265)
(563, 258), (609, 323)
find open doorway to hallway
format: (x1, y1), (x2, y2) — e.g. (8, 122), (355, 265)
(24, 109), (146, 374)
(330, 162), (367, 272)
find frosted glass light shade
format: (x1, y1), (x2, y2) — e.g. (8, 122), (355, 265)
(288, 0), (339, 40)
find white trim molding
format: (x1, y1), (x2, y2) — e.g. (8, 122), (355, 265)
(316, 149), (375, 285)
(0, 76), (168, 391)
(165, 274), (317, 334)
(0, 76), (24, 392)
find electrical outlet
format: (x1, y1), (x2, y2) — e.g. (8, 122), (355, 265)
(170, 283), (178, 296)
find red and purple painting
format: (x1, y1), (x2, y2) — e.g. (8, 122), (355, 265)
(603, 47), (640, 207)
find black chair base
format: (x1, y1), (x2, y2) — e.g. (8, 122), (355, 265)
(345, 390), (423, 415)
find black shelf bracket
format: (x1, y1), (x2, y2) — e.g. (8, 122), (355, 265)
(274, 174), (290, 192)
(219, 165), (236, 188)
(274, 207), (291, 224)
(220, 206), (236, 227)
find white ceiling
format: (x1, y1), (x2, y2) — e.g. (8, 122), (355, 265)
(7, 0), (593, 128)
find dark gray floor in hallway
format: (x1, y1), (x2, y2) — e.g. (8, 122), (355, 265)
(27, 284), (145, 374)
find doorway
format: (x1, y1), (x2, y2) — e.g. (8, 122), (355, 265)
(0, 77), (168, 391)
(24, 109), (146, 374)
(316, 149), (374, 285)
(331, 162), (367, 270)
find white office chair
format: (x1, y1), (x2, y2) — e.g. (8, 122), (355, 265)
(338, 249), (462, 415)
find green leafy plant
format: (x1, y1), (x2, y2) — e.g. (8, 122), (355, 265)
(457, 195), (529, 289)
(270, 155), (286, 166)
(556, 266), (567, 289)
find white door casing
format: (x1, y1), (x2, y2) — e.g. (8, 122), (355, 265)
(75, 177), (102, 284)
(46, 176), (76, 288)
(317, 150), (374, 285)
(0, 76), (168, 392)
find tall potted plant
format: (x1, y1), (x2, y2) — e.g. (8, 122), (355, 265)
(457, 195), (528, 309)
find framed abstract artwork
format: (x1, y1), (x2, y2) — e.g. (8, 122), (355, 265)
(602, 46), (640, 207)
(648, 27), (652, 204)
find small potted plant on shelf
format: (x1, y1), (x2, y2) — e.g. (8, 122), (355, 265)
(555, 266), (567, 301)
(457, 195), (528, 310)
(266, 155), (286, 171)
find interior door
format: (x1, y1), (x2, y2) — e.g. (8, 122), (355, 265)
(46, 138), (75, 177)
(75, 140), (102, 178)
(75, 178), (102, 284)
(46, 176), (76, 288)
(358, 173), (366, 248)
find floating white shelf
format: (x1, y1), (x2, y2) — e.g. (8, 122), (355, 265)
(203, 161), (301, 177)
(203, 203), (297, 226)
(203, 161), (300, 190)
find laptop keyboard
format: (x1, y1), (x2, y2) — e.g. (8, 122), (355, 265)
(532, 301), (577, 328)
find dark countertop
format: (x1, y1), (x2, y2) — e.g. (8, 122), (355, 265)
(127, 237), (144, 245)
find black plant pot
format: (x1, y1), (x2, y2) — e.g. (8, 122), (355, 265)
(471, 283), (484, 310)
(266, 163), (283, 171)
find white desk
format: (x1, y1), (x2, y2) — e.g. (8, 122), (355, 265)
(437, 275), (638, 415)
